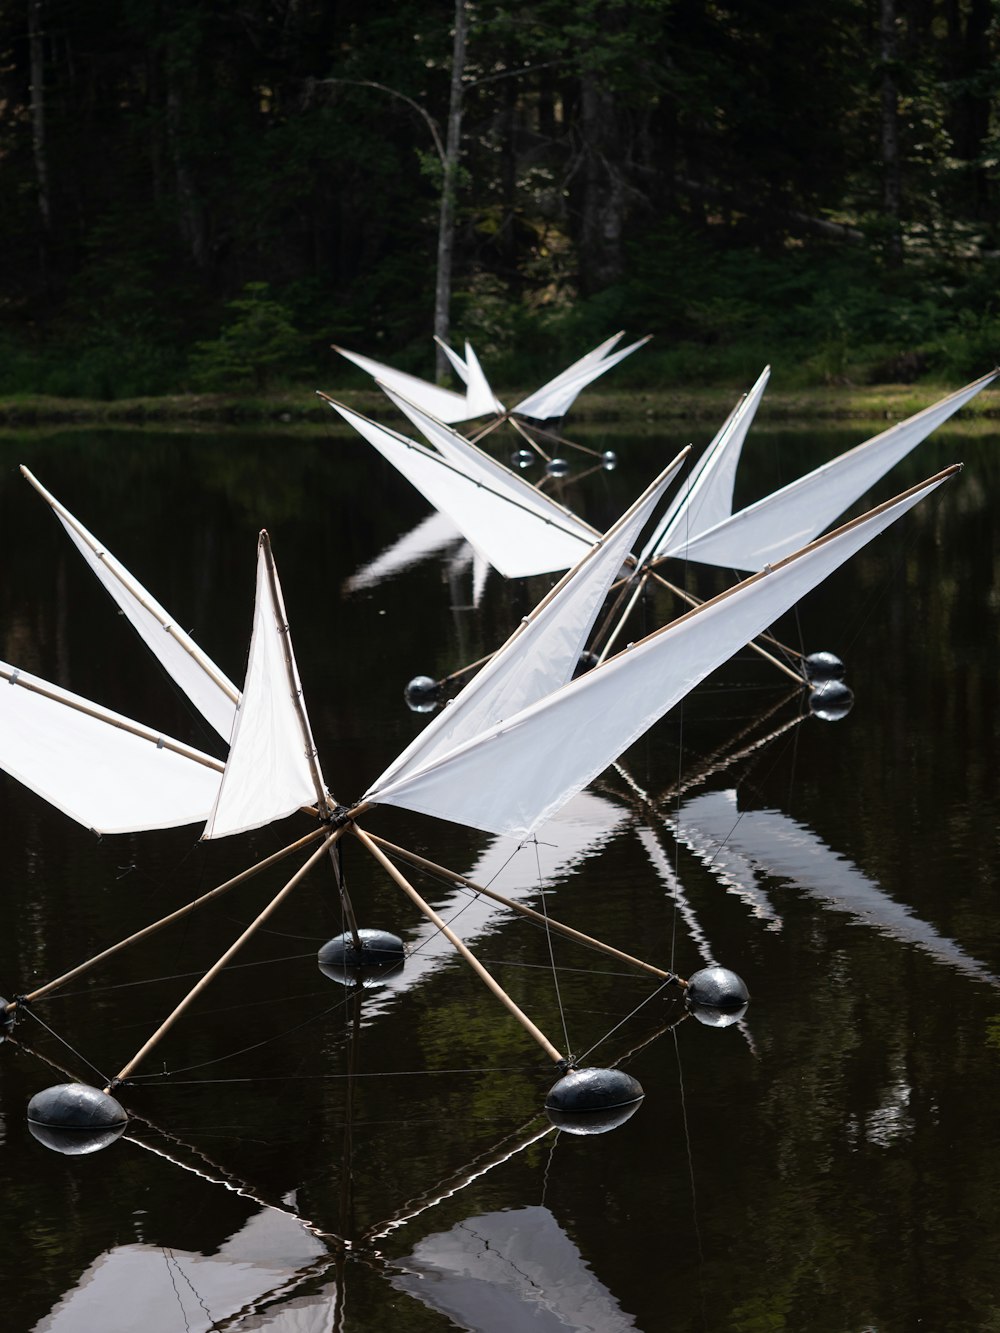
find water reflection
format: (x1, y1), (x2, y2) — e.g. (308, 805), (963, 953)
(1, 421), (998, 1332)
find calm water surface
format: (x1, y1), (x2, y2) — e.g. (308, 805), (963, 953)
(0, 413), (997, 1332)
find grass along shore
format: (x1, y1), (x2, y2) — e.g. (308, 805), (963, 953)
(1, 378), (998, 432)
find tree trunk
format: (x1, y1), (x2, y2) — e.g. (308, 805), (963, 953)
(577, 76), (628, 294)
(879, 0), (903, 266)
(166, 79), (209, 270)
(28, 0), (52, 267)
(434, 0), (467, 382)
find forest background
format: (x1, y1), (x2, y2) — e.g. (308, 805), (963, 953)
(2, 0), (999, 409)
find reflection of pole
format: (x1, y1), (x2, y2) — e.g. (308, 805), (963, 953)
(365, 832), (684, 986)
(353, 825), (567, 1065)
(4, 828), (328, 1017)
(334, 992), (361, 1333)
(106, 832), (341, 1089)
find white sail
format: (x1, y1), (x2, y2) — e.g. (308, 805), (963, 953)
(654, 371), (994, 571)
(366, 468), (957, 838)
(513, 335), (651, 420)
(370, 454), (687, 792)
(324, 399), (597, 578)
(0, 662), (222, 834)
(377, 384), (599, 545)
(203, 534), (324, 839)
(20, 467), (240, 742)
(332, 344), (473, 424)
(462, 340), (505, 417)
(429, 337), (505, 417)
(641, 365), (770, 565)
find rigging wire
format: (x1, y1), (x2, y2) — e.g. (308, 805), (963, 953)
(531, 835), (572, 1058)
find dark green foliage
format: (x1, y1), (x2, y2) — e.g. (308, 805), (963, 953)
(189, 283), (304, 391)
(1, 0), (999, 395)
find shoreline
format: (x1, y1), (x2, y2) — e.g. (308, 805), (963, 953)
(1, 379), (998, 430)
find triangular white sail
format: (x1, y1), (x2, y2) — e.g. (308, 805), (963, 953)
(429, 338), (505, 417)
(641, 365), (771, 565)
(0, 662), (222, 834)
(323, 399), (598, 578)
(365, 468), (957, 838)
(512, 335), (651, 421)
(332, 344), (474, 424)
(461, 340), (505, 417)
(371, 453), (687, 792)
(20, 467), (240, 742)
(654, 371), (994, 571)
(378, 384), (599, 548)
(203, 533), (325, 839)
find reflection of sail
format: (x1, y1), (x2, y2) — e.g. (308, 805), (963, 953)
(677, 789), (999, 984)
(361, 792), (628, 1022)
(35, 1204), (330, 1333)
(346, 511), (465, 591)
(392, 1204), (636, 1332)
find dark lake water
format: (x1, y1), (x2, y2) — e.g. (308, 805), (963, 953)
(0, 407), (998, 1331)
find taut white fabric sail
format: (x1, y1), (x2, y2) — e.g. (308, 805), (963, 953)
(333, 344), (472, 423)
(378, 384), (599, 544)
(0, 661), (222, 834)
(429, 338), (505, 417)
(203, 533), (324, 839)
(513, 335), (651, 421)
(366, 468), (957, 838)
(370, 453), (688, 792)
(654, 371), (994, 571)
(641, 366), (770, 565)
(20, 467), (240, 742)
(324, 400), (597, 578)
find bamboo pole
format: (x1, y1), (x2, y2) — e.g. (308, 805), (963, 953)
(4, 828), (329, 1017)
(364, 832), (684, 987)
(508, 414), (552, 463)
(0, 664), (225, 774)
(352, 824), (567, 1065)
(650, 571), (805, 660)
(20, 466), (241, 708)
(105, 830), (341, 1090)
(646, 571), (805, 683)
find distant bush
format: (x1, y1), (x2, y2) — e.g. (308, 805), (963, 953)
(189, 283), (305, 391)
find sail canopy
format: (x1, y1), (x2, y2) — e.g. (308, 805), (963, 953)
(332, 344), (476, 424)
(20, 467), (240, 742)
(324, 398), (597, 578)
(203, 533), (325, 839)
(0, 661), (222, 834)
(370, 454), (687, 793)
(513, 334), (651, 421)
(641, 365), (770, 565)
(654, 370), (994, 571)
(366, 468), (957, 838)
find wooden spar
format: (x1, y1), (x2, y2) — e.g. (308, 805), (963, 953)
(467, 411), (510, 444)
(105, 830), (341, 1091)
(3, 828), (328, 1016)
(0, 664), (226, 773)
(351, 824), (567, 1066)
(645, 570), (805, 683)
(650, 571), (805, 660)
(259, 532), (329, 815)
(508, 414), (552, 463)
(259, 531), (362, 948)
(508, 415), (604, 461)
(363, 831), (685, 987)
(19, 466), (240, 707)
